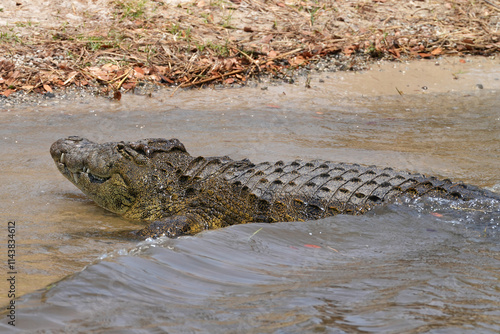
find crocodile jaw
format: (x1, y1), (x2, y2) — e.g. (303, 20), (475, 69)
(51, 136), (110, 182)
(50, 136), (135, 215)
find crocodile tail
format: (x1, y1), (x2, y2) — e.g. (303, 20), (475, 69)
(370, 174), (500, 202)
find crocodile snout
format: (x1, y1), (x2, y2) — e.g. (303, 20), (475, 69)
(50, 136), (88, 163)
(50, 137), (122, 185)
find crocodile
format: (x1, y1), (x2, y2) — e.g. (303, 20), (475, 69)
(50, 136), (499, 238)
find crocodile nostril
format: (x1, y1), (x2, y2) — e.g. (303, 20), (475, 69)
(50, 140), (64, 159)
(67, 136), (83, 142)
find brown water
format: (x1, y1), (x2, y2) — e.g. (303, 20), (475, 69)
(0, 58), (499, 333)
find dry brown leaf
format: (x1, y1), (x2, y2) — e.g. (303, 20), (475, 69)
(343, 46), (355, 55)
(268, 50), (279, 58)
(418, 53), (432, 58)
(431, 47), (443, 55)
(155, 66), (169, 75)
(134, 67), (145, 78)
(58, 64), (72, 71)
(102, 63), (119, 72)
(0, 60), (15, 73)
(290, 55), (306, 66)
(259, 34), (274, 44)
(224, 58), (237, 71)
(1, 89), (15, 97)
(88, 67), (111, 80)
(122, 81), (136, 90)
(113, 91), (122, 100)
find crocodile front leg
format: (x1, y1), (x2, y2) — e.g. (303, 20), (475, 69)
(135, 214), (204, 238)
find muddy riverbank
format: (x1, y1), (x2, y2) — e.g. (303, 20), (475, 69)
(1, 0), (499, 100)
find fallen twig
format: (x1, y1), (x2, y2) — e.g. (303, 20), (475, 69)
(179, 68), (250, 88)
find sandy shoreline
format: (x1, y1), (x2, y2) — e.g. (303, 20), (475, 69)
(1, 55), (498, 109)
(1, 0), (499, 103)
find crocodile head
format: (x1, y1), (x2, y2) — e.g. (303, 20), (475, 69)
(50, 136), (189, 220)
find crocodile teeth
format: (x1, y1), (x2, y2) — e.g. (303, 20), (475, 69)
(83, 167), (89, 173)
(72, 172), (79, 184)
(60, 153), (65, 164)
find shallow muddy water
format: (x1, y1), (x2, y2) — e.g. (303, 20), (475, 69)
(0, 58), (499, 333)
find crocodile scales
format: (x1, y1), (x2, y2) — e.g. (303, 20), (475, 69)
(50, 136), (500, 238)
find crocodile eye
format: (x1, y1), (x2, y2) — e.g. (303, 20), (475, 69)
(116, 143), (148, 165)
(129, 143), (151, 156)
(116, 143), (133, 159)
(116, 143), (127, 155)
